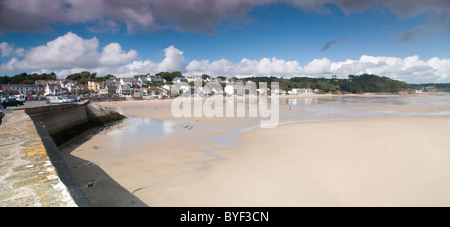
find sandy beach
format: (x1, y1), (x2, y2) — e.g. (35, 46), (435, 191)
(61, 95), (450, 206)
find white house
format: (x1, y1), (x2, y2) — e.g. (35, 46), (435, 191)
(138, 77), (149, 86)
(172, 77), (188, 83)
(147, 75), (163, 83)
(147, 87), (167, 96)
(105, 80), (120, 94)
(45, 83), (63, 96)
(118, 84), (134, 96)
(1, 84), (44, 95)
(224, 84), (247, 96)
(120, 78), (133, 87)
(133, 79), (142, 88)
(185, 76), (195, 83)
(288, 88), (315, 95)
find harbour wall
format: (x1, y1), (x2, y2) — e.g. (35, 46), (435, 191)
(0, 108), (89, 206)
(1, 101), (124, 206)
(26, 103), (91, 146)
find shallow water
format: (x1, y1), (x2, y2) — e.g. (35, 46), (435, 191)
(104, 95), (450, 158)
(280, 95), (450, 122)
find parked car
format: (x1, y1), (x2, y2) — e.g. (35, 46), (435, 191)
(4, 98), (24, 107)
(46, 96), (64, 104)
(142, 93), (150, 100)
(26, 95), (38, 101)
(73, 96), (83, 102)
(14, 94), (26, 102)
(62, 97), (74, 103)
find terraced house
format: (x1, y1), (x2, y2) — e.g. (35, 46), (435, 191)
(0, 84), (44, 95)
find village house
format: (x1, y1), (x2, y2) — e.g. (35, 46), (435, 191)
(198, 85), (223, 96)
(120, 78), (133, 87)
(60, 80), (77, 89)
(224, 81), (258, 96)
(207, 77), (224, 83)
(224, 84), (248, 96)
(118, 83), (134, 96)
(133, 78), (142, 88)
(147, 75), (164, 83)
(0, 84), (44, 95)
(170, 83), (191, 96)
(45, 83), (63, 96)
(138, 77), (149, 86)
(147, 87), (168, 97)
(66, 85), (77, 93)
(34, 80), (49, 88)
(288, 88), (316, 95)
(104, 79), (120, 95)
(172, 77), (188, 83)
(88, 81), (105, 92)
(185, 76), (201, 83)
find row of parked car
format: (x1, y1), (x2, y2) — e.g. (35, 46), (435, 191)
(46, 96), (84, 104)
(1, 95), (25, 107)
(1, 94), (85, 107)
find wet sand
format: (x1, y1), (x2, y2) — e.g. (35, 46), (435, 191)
(141, 115), (450, 206)
(62, 95), (450, 206)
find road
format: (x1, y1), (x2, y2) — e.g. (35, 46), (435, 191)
(2, 100), (48, 114)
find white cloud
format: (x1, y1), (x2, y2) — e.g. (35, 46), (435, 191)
(186, 57), (302, 77)
(113, 45), (186, 78)
(427, 57), (450, 81)
(186, 59), (234, 76)
(99, 43), (138, 67)
(237, 57), (302, 76)
(1, 33), (450, 83)
(0, 57), (20, 72)
(157, 45), (185, 72)
(326, 55), (440, 83)
(303, 58), (331, 75)
(20, 32), (100, 69)
(0, 42), (24, 57)
(185, 55), (450, 83)
(0, 32), (138, 74)
(115, 60), (158, 78)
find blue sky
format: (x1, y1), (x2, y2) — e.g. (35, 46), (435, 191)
(1, 0), (450, 83)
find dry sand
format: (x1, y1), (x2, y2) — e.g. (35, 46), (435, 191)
(62, 96), (450, 206)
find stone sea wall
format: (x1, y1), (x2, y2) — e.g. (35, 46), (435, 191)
(0, 102), (124, 206)
(0, 110), (82, 206)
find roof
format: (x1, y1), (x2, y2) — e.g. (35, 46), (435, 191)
(121, 78), (133, 82)
(47, 84), (62, 89)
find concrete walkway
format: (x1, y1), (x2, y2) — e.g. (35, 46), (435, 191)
(0, 109), (77, 206)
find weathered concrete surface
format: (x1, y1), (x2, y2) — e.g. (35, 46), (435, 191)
(25, 102), (90, 136)
(25, 101), (125, 146)
(0, 110), (77, 207)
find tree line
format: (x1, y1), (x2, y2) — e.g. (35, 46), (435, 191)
(410, 83), (450, 92)
(0, 72), (57, 84)
(2, 71), (448, 94)
(244, 74), (412, 94)
(65, 71), (116, 84)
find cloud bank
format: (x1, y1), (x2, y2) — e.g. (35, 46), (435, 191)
(1, 0), (449, 34)
(0, 42), (24, 57)
(1, 32), (449, 83)
(1, 32), (137, 72)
